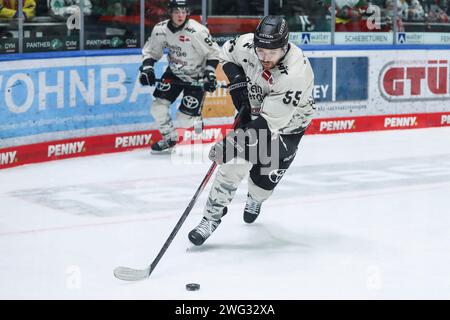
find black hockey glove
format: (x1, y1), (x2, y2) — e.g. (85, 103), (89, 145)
(203, 69), (217, 93)
(223, 62), (251, 126)
(208, 132), (240, 165)
(229, 85), (251, 129)
(139, 59), (156, 86)
(208, 125), (258, 165)
(209, 108), (264, 165)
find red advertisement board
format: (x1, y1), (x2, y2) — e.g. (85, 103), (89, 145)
(2, 113), (449, 170)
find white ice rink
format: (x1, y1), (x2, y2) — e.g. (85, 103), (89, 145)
(1, 127), (450, 299)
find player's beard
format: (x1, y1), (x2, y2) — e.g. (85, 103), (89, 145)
(256, 46), (286, 70)
(260, 60), (276, 70)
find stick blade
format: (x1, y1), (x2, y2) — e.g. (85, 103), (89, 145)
(113, 266), (150, 281)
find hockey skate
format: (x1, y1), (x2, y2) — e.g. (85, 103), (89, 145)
(188, 208), (227, 246)
(243, 193), (263, 224)
(151, 137), (177, 154)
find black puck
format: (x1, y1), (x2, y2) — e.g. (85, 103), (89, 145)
(186, 283), (200, 291)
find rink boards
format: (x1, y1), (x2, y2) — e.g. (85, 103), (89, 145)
(1, 47), (450, 169)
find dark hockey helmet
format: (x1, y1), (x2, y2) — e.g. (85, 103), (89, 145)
(168, 0), (190, 13)
(254, 16), (289, 49)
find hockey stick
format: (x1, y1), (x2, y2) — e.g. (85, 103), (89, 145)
(113, 112), (243, 281)
(155, 78), (228, 89)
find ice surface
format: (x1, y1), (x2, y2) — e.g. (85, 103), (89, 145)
(1, 128), (450, 299)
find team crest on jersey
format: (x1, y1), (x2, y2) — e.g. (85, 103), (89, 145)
(182, 96), (200, 109)
(262, 70), (274, 86)
(269, 169), (286, 184)
(157, 82), (171, 92)
(179, 35), (190, 42)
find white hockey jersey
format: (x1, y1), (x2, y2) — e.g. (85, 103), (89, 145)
(221, 33), (315, 134)
(142, 19), (221, 82)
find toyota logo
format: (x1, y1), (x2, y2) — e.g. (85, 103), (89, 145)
(182, 96), (200, 110)
(157, 82), (171, 92)
(269, 169), (286, 184)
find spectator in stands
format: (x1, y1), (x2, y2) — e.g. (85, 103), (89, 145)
(111, 0), (126, 16)
(385, 0), (406, 31)
(401, 0), (426, 21)
(0, 0), (36, 20)
(92, 0), (167, 21)
(331, 0), (371, 31)
(49, 0), (92, 20)
(272, 0), (329, 32)
(92, 0), (127, 17)
(212, 0), (252, 15)
(424, 0), (449, 22)
(144, 0), (167, 23)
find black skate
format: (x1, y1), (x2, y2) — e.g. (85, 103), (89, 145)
(188, 208), (227, 246)
(151, 138), (177, 154)
(243, 194), (262, 224)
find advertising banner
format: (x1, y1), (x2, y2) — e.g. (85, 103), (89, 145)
(396, 32), (450, 45)
(306, 49), (450, 118)
(334, 32), (394, 45)
(0, 125), (231, 169)
(0, 55), (154, 144)
(0, 56), (235, 147)
(1, 48), (450, 169)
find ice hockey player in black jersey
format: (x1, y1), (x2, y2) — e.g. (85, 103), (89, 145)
(189, 15), (315, 246)
(139, 0), (221, 153)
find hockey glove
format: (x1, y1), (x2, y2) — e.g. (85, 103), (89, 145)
(230, 87), (251, 129)
(203, 69), (217, 93)
(208, 132), (242, 165)
(139, 59), (156, 86)
(209, 124), (258, 165)
(209, 139), (225, 165)
(223, 63), (252, 126)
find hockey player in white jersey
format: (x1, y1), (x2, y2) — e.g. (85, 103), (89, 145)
(189, 16), (315, 246)
(139, 0), (221, 153)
